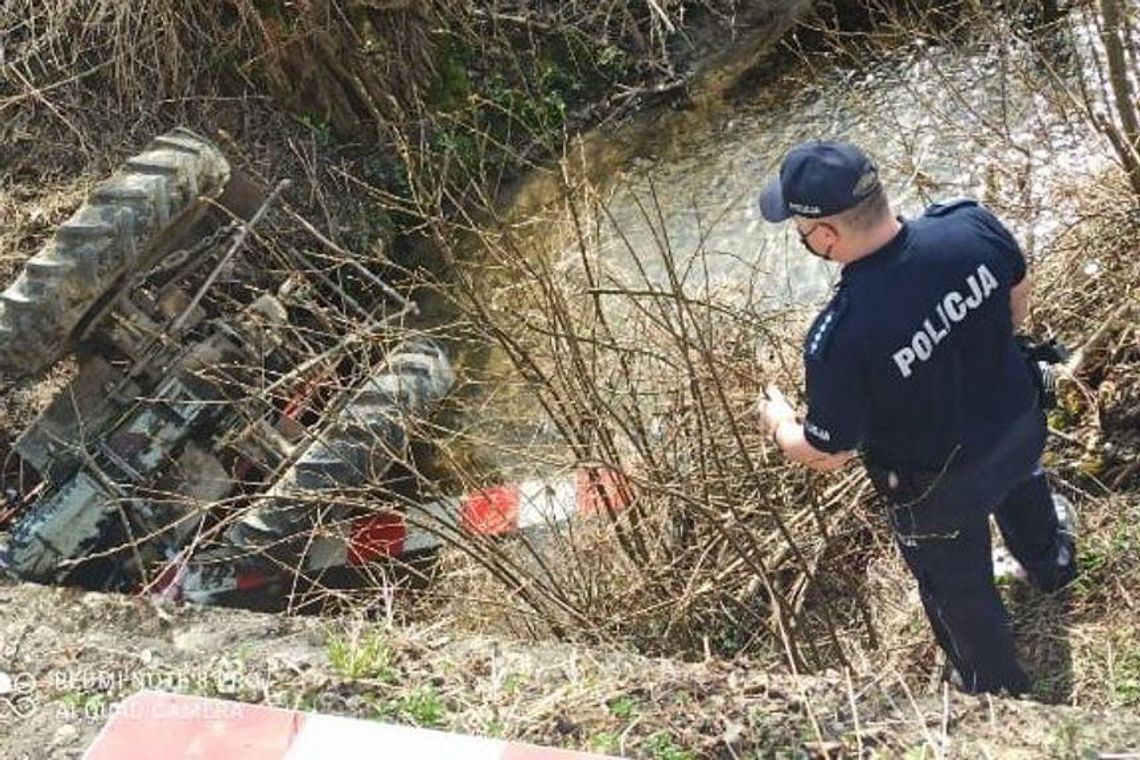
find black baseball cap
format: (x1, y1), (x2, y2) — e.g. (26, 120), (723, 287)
(758, 140), (881, 222)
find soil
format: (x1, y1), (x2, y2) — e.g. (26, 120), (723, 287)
(1, 578), (1138, 759)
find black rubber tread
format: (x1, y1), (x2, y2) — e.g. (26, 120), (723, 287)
(220, 339), (455, 554)
(0, 128), (230, 376)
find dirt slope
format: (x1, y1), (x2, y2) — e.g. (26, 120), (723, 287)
(1, 579), (1137, 759)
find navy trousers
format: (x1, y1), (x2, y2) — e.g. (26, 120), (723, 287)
(871, 408), (1077, 695)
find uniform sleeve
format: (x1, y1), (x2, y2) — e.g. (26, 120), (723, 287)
(803, 322), (867, 454)
(973, 206), (1026, 286)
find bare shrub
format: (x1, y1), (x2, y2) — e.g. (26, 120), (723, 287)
(363, 115), (886, 667)
(367, 0), (1140, 695)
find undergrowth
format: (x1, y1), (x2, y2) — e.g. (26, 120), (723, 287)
(0, 0), (1138, 740)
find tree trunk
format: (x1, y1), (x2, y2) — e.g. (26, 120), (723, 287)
(1099, 0), (1140, 197)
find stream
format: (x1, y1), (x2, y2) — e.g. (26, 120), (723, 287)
(467, 12), (1113, 474)
(579, 30), (1107, 307)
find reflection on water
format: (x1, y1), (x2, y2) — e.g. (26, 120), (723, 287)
(590, 31), (1107, 310)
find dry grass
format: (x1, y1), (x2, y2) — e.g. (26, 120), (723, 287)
(1, 0), (442, 135)
(0, 0), (1139, 744)
(6, 578), (1140, 758)
(1012, 179), (1140, 709)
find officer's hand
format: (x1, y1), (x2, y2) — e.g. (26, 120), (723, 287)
(758, 383), (796, 437)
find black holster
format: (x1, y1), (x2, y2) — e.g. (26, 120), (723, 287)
(865, 459), (971, 539)
(1016, 335), (1069, 410)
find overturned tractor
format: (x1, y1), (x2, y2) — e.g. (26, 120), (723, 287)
(0, 130), (636, 608)
(0, 129), (454, 605)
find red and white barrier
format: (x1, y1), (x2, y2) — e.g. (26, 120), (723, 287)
(306, 465), (635, 569)
(84, 690), (617, 759)
(174, 466), (635, 602)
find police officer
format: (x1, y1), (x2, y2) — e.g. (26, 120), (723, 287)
(755, 140), (1077, 695)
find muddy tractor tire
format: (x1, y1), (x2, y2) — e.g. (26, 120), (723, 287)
(179, 339), (456, 603)
(0, 128), (231, 376)
(227, 338), (455, 551)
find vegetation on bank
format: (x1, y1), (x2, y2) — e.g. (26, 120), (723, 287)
(2, 0), (773, 224)
(4, 580), (1140, 758)
(2, 0), (1140, 757)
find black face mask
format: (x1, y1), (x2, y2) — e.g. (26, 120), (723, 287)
(798, 227), (833, 261)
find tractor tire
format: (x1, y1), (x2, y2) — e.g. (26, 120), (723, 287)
(220, 339), (455, 558)
(0, 128), (231, 376)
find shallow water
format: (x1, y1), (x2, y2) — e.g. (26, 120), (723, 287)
(473, 16), (1115, 472)
(585, 31), (1108, 310)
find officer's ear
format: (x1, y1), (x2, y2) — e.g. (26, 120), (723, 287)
(815, 221), (841, 245)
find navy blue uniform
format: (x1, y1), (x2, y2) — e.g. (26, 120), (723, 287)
(801, 200), (1075, 694)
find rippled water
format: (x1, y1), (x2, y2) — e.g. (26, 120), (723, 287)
(586, 29), (1110, 309)
(474, 17), (1117, 472)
